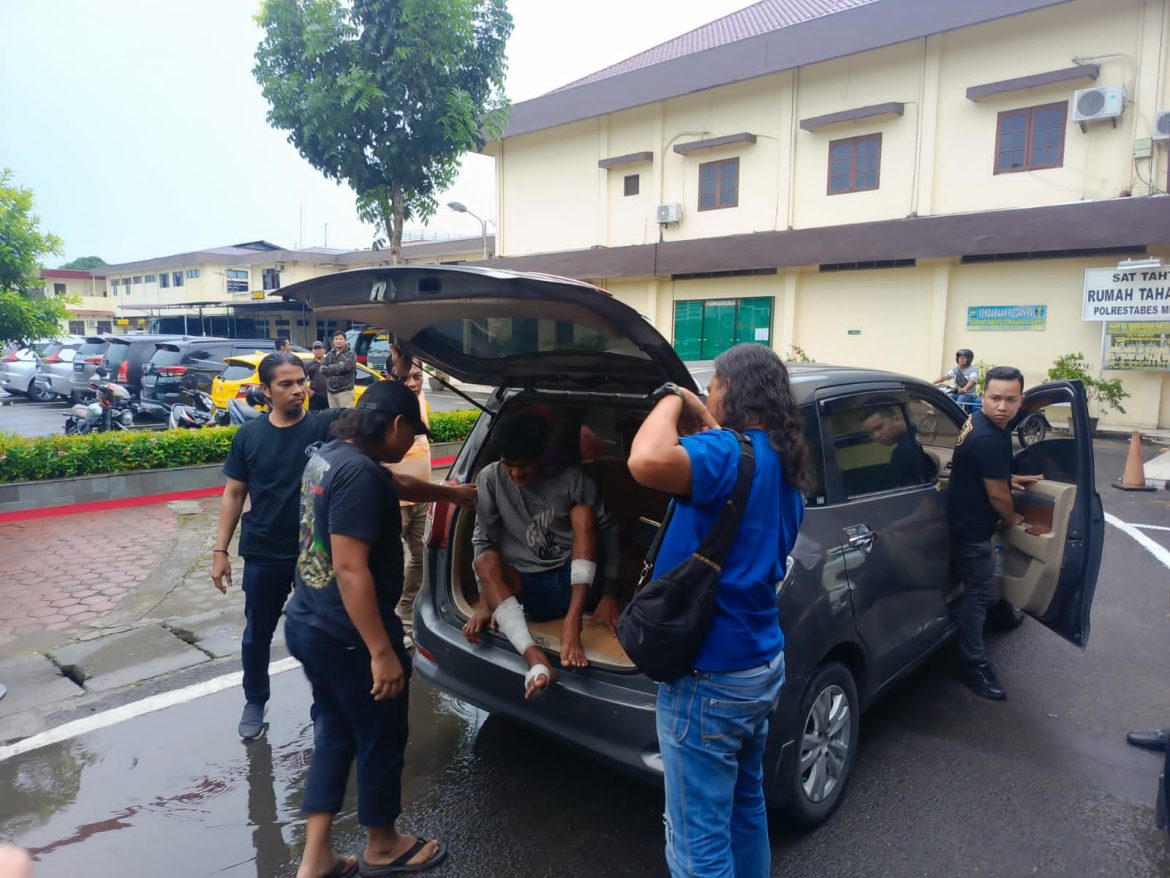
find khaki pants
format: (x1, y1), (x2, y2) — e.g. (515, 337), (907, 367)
(327, 389), (355, 409)
(396, 502), (430, 635)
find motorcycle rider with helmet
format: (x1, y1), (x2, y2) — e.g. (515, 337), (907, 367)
(935, 348), (980, 408)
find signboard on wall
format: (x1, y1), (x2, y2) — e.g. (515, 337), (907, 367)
(966, 304), (1047, 330)
(1103, 322), (1170, 371)
(1083, 267), (1170, 321)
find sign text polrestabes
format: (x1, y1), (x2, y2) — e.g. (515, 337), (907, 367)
(1083, 267), (1170, 321)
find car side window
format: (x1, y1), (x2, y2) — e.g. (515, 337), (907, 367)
(826, 400), (937, 499)
(354, 368), (375, 387)
(800, 405), (827, 507)
(904, 393), (962, 474)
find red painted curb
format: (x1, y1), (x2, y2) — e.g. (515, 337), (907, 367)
(0, 486), (224, 524)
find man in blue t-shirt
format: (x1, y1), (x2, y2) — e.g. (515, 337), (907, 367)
(946, 365), (1042, 701)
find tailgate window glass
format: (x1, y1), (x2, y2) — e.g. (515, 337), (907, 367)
(77, 340), (109, 357)
(150, 346), (184, 368)
(220, 364), (257, 382)
(105, 343), (130, 367)
(417, 316), (649, 361)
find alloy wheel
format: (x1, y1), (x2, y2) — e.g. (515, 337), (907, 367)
(799, 683), (851, 803)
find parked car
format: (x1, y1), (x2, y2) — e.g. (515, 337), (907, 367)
(285, 264), (1104, 829)
(67, 336), (117, 403)
(100, 334), (190, 404)
(209, 350), (383, 412)
(138, 337), (303, 417)
(32, 339), (86, 400)
(1, 338), (82, 401)
(346, 326), (393, 373)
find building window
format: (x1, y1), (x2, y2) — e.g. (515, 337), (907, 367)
(159, 273), (170, 289)
(672, 296), (772, 361)
(173, 271), (183, 287)
(262, 268), (281, 291)
(828, 134), (882, 195)
(53, 283), (66, 296)
(96, 321), (112, 334)
(624, 174), (640, 196)
(995, 102), (1067, 173)
(698, 158), (739, 211)
(68, 320), (85, 334)
(145, 274), (156, 283)
(186, 269), (200, 279)
(132, 276), (142, 284)
(226, 269), (249, 293)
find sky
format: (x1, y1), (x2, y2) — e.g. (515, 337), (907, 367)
(0, 0), (753, 264)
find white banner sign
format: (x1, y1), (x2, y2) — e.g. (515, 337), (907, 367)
(1083, 267), (1170, 321)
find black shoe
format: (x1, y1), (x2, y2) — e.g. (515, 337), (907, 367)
(238, 702), (267, 740)
(1125, 729), (1169, 752)
(987, 600), (1024, 631)
(958, 662), (1006, 700)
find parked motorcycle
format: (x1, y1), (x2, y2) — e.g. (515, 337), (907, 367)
(227, 385), (268, 426)
(63, 367), (134, 434)
(168, 388), (228, 429)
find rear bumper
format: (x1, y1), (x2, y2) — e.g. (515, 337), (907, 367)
(414, 596), (664, 782)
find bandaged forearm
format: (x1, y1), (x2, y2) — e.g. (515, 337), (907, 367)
(492, 596), (535, 654)
(571, 559), (597, 586)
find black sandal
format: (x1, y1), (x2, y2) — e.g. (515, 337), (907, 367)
(357, 839), (447, 875)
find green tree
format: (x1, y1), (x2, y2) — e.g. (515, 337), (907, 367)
(61, 256), (107, 270)
(253, 0), (512, 262)
(0, 168), (70, 342)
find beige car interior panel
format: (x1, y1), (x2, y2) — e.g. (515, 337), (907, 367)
(999, 480), (1076, 615)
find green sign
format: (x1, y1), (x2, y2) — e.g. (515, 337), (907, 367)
(966, 305), (1047, 331)
(1103, 321), (1170, 371)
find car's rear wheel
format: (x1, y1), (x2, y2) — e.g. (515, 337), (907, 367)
(783, 660), (860, 830)
(29, 380), (56, 402)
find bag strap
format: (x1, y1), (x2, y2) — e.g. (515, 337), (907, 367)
(694, 432), (755, 567)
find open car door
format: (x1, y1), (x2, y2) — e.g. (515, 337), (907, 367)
(998, 380), (1104, 647)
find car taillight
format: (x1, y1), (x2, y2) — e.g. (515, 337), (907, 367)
(3, 351), (19, 362)
(425, 479), (460, 549)
(236, 383), (256, 399)
(156, 366), (187, 376)
(356, 354), (368, 364)
(116, 360), (128, 383)
(44, 353), (61, 364)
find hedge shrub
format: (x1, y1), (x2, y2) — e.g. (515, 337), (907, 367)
(0, 409), (479, 483)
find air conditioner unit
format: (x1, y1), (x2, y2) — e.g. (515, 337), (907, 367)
(1154, 109), (1170, 142)
(656, 202), (683, 224)
(1071, 85), (1126, 125)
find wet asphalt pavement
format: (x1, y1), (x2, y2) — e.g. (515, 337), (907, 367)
(1, 439), (1169, 877)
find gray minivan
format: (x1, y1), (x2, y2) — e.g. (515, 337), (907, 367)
(284, 265), (1104, 829)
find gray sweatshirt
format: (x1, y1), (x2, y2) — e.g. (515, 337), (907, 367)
(472, 462), (618, 584)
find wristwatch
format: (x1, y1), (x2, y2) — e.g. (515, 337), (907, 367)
(650, 382), (685, 403)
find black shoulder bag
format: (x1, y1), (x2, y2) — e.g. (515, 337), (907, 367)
(616, 433), (755, 682)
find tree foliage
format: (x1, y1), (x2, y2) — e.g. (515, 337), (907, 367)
(253, 0), (512, 261)
(61, 256), (107, 270)
(0, 168), (69, 342)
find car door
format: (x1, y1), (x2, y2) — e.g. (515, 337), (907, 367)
(281, 265), (698, 395)
(818, 386), (953, 686)
(998, 380), (1104, 647)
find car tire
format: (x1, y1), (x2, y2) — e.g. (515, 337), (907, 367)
(782, 660), (860, 830)
(29, 380), (56, 403)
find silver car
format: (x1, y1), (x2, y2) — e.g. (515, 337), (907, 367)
(0, 338), (79, 401)
(68, 336), (117, 402)
(33, 341), (83, 401)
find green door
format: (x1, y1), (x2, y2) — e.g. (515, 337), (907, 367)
(672, 297), (774, 361)
(734, 297), (773, 346)
(701, 299), (737, 359)
(673, 300), (704, 361)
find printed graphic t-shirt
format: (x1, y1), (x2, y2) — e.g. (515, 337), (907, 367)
(285, 440), (407, 651)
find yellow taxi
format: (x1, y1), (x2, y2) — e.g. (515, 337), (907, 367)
(211, 351), (384, 411)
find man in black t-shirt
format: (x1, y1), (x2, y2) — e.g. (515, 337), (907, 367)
(945, 365), (1042, 700)
(284, 380), (474, 878)
(212, 352), (348, 740)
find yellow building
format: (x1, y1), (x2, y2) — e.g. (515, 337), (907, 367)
(40, 269), (114, 335)
(97, 235), (491, 344)
(484, 0), (1170, 428)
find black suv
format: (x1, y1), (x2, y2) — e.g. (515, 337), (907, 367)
(139, 338), (298, 416)
(285, 265), (1104, 831)
(101, 334), (190, 403)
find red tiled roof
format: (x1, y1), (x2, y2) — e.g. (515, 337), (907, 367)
(41, 269), (106, 280)
(548, 0), (878, 94)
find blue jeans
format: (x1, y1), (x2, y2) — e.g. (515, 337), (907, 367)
(241, 557), (296, 705)
(656, 652), (786, 878)
(285, 617), (411, 827)
(518, 563), (572, 621)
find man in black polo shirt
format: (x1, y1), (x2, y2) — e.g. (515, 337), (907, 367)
(946, 365), (1041, 700)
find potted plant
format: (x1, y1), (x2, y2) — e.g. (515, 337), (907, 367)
(1046, 353), (1129, 433)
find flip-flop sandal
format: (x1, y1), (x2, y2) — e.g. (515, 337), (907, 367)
(358, 840), (447, 876)
(324, 855), (359, 878)
(524, 663), (551, 699)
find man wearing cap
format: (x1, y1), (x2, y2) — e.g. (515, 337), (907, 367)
(306, 341), (329, 411)
(284, 380), (475, 878)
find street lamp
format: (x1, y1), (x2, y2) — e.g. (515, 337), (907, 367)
(447, 201), (490, 260)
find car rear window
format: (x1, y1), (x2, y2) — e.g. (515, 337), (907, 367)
(105, 342), (131, 367)
(77, 339), (109, 356)
(150, 345), (185, 368)
(40, 343), (64, 358)
(415, 317), (649, 361)
(220, 364), (257, 381)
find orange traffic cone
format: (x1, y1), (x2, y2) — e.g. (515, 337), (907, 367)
(1113, 430), (1155, 491)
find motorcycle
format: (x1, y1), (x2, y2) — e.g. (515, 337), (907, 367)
(168, 388), (228, 429)
(63, 367), (134, 434)
(227, 385), (268, 425)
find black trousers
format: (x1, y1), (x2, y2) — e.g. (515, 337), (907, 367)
(952, 539), (996, 665)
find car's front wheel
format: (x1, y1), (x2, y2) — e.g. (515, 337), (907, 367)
(783, 660), (860, 829)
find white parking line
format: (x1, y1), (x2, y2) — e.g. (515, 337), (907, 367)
(0, 656), (301, 763)
(1105, 512), (1170, 571)
(1129, 523), (1170, 532)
